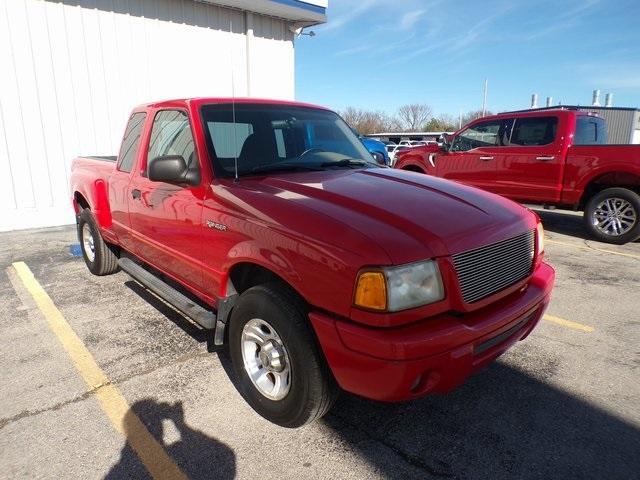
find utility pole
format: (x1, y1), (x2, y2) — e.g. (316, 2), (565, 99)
(482, 78), (488, 117)
(458, 109), (462, 129)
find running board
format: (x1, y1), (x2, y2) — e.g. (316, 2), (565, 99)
(118, 258), (216, 330)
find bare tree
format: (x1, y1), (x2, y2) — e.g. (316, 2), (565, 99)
(396, 103), (433, 131)
(461, 109), (494, 126)
(340, 104), (493, 135)
(340, 107), (366, 131)
(424, 114), (458, 132)
(339, 107), (396, 135)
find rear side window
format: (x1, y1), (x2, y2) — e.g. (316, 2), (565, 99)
(574, 116), (607, 145)
(147, 110), (197, 169)
(510, 117), (558, 146)
(118, 113), (146, 172)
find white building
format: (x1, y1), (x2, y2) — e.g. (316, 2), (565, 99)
(0, 0), (327, 231)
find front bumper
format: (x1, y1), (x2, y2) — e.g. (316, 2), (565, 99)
(310, 262), (555, 402)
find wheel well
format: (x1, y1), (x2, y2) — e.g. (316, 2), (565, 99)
(228, 262), (295, 296)
(403, 165), (425, 173)
(74, 192), (90, 211)
(225, 262), (308, 344)
(580, 172), (640, 208)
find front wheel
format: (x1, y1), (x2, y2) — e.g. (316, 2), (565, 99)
(228, 283), (338, 428)
(584, 187), (640, 244)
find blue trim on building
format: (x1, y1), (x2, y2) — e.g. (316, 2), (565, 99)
(268, 0), (326, 15)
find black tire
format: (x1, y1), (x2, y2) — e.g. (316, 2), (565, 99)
(584, 188), (640, 244)
(77, 209), (120, 275)
(228, 283), (338, 428)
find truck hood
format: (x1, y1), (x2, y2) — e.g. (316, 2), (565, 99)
(224, 168), (536, 264)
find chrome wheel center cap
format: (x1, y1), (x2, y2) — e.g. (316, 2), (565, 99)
(259, 340), (285, 372)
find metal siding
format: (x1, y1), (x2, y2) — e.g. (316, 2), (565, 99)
(248, 12), (295, 98)
(0, 0), (294, 231)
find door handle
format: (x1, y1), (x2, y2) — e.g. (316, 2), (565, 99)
(131, 189), (141, 200)
(479, 156), (494, 161)
(536, 156), (555, 161)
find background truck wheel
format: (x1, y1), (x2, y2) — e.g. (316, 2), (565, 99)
(77, 209), (120, 275)
(228, 283), (338, 428)
(584, 187), (640, 244)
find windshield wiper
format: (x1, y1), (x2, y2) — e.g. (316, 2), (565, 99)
(320, 158), (373, 168)
(245, 157), (377, 176)
(247, 162), (324, 175)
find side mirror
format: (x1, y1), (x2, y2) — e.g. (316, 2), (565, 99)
(148, 155), (199, 185)
(439, 134), (452, 152)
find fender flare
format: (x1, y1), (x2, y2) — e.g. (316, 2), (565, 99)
(72, 179), (113, 229)
(576, 168), (640, 206)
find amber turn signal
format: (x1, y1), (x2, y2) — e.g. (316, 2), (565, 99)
(354, 271), (387, 311)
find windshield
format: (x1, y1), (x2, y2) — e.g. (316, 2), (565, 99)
(201, 103), (377, 177)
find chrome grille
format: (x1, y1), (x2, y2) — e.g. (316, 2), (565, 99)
(452, 230), (535, 304)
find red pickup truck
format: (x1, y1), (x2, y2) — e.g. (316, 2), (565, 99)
(70, 98), (554, 427)
(394, 107), (640, 244)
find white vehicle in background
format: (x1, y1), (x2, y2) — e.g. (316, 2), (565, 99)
(387, 144), (411, 165)
(385, 140), (439, 165)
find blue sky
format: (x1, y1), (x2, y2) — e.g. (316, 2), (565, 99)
(295, 0), (640, 116)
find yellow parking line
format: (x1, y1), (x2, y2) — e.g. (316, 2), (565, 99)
(546, 239), (640, 260)
(543, 314), (594, 333)
(11, 262), (187, 480)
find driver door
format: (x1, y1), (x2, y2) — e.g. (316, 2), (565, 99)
(128, 109), (206, 292)
(436, 119), (507, 192)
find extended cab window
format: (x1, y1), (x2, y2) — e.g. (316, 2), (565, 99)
(451, 120), (503, 152)
(147, 110), (197, 172)
(510, 116), (558, 146)
(574, 116), (607, 145)
(118, 113), (146, 172)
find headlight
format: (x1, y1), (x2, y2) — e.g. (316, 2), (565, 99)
(354, 260), (445, 312)
(371, 151), (385, 165)
(536, 222), (545, 257)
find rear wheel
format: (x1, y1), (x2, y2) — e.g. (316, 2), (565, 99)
(77, 209), (120, 275)
(228, 283), (338, 428)
(584, 187), (640, 244)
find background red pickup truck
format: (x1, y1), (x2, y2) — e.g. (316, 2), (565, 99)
(70, 98), (554, 427)
(394, 107), (640, 244)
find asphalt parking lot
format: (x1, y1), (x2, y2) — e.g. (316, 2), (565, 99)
(1, 207), (639, 480)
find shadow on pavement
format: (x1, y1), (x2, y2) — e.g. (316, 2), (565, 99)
(534, 209), (589, 240)
(322, 361), (640, 480)
(124, 280), (210, 345)
(105, 399), (236, 480)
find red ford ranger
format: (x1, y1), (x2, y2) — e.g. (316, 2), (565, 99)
(394, 107), (640, 244)
(70, 98), (554, 427)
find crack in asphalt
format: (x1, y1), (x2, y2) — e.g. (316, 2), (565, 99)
(0, 388), (96, 430)
(110, 351), (212, 385)
(0, 351), (211, 430)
